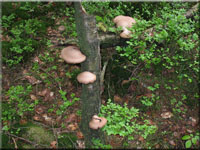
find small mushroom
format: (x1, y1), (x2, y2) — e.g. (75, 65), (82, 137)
(113, 15), (136, 38)
(77, 71), (96, 84)
(89, 115), (107, 130)
(61, 46), (86, 64)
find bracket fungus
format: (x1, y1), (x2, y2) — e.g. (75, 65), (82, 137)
(113, 15), (136, 38)
(89, 115), (107, 130)
(61, 46), (86, 64)
(77, 71), (96, 84)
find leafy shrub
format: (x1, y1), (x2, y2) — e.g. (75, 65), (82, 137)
(100, 99), (157, 139)
(1, 2), (53, 66)
(116, 3), (199, 106)
(92, 138), (112, 149)
(182, 132), (199, 148)
(2, 85), (38, 131)
(56, 90), (80, 115)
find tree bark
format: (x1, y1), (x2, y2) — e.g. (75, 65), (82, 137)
(74, 2), (102, 148)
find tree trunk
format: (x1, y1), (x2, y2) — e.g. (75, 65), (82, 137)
(74, 2), (103, 147)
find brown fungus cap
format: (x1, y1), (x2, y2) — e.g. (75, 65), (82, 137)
(89, 115), (107, 130)
(113, 15), (136, 28)
(120, 28), (132, 39)
(61, 46), (86, 64)
(113, 15), (136, 38)
(77, 71), (96, 84)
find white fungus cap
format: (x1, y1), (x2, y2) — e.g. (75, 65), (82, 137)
(77, 71), (96, 84)
(89, 115), (107, 130)
(61, 46), (86, 64)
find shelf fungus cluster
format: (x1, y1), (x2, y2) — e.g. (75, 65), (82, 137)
(113, 15), (136, 38)
(61, 45), (96, 84)
(89, 115), (107, 130)
(61, 46), (107, 130)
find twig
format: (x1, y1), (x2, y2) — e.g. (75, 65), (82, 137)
(12, 137), (18, 149)
(6, 132), (37, 147)
(185, 3), (199, 18)
(66, 134), (77, 149)
(6, 131), (49, 148)
(51, 123), (58, 149)
(100, 60), (109, 95)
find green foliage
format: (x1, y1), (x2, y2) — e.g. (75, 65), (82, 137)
(62, 7), (77, 38)
(82, 1), (125, 32)
(182, 133), (199, 148)
(92, 138), (112, 149)
(1, 2), (55, 66)
(56, 90), (80, 115)
(100, 99), (157, 139)
(2, 85), (38, 131)
(115, 2), (199, 107)
(57, 133), (77, 148)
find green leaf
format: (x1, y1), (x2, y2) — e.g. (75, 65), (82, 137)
(182, 135), (191, 140)
(192, 137), (197, 145)
(185, 140), (192, 148)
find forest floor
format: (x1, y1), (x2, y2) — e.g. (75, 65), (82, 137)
(2, 19), (199, 149)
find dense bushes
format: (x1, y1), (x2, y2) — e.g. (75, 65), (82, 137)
(115, 3), (199, 106)
(2, 3), (48, 66)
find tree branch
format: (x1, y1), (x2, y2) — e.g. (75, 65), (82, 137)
(5, 132), (48, 148)
(184, 3), (199, 18)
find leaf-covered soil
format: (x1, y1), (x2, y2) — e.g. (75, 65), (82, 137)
(2, 5), (199, 149)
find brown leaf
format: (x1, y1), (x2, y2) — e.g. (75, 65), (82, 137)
(169, 140), (176, 146)
(59, 71), (65, 77)
(2, 77), (10, 90)
(19, 119), (27, 125)
(128, 84), (137, 93)
(76, 131), (84, 139)
(187, 129), (193, 133)
(38, 89), (54, 101)
(76, 140), (85, 149)
(25, 75), (41, 85)
(50, 141), (57, 149)
(33, 56), (44, 65)
(42, 114), (52, 122)
(33, 115), (43, 122)
(65, 113), (77, 124)
(22, 69), (28, 75)
(30, 94), (37, 101)
(1, 35), (11, 42)
(114, 95), (123, 104)
(148, 120), (156, 126)
(138, 136), (144, 142)
(173, 132), (180, 138)
(67, 123), (78, 131)
(189, 117), (197, 127)
(58, 25), (65, 32)
(38, 89), (49, 96)
(121, 80), (130, 86)
(56, 116), (62, 124)
(161, 112), (173, 119)
(155, 144), (160, 148)
(50, 92), (54, 97)
(35, 106), (46, 114)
